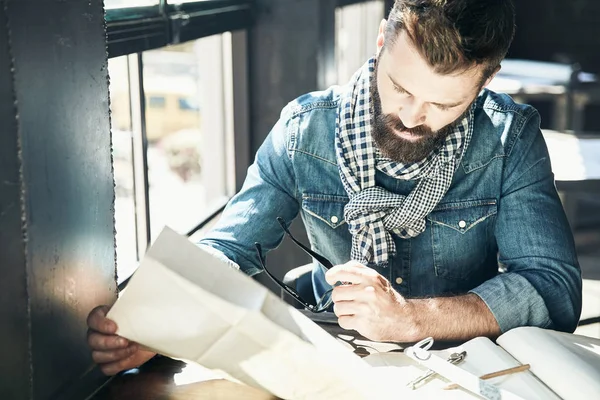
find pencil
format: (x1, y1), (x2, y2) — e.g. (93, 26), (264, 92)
(443, 364), (531, 390)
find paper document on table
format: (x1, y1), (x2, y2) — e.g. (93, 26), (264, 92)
(107, 227), (401, 400)
(498, 327), (600, 400)
(366, 337), (559, 400)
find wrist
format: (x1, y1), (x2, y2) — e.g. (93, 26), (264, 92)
(389, 295), (421, 342)
(401, 298), (422, 342)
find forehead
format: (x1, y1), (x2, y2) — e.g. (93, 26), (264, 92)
(379, 31), (483, 103)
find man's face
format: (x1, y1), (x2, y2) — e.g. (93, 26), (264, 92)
(371, 30), (488, 163)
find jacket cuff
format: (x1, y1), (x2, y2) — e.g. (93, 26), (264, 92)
(469, 273), (552, 333)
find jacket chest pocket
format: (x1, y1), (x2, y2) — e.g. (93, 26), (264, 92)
(301, 194), (348, 229)
(300, 193), (351, 264)
(427, 199), (498, 281)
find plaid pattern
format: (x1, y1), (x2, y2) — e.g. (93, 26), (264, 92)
(335, 58), (474, 266)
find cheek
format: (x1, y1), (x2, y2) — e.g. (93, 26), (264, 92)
(377, 89), (403, 114)
(428, 110), (464, 132)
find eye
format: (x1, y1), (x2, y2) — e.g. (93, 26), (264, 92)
(393, 85), (409, 95)
(433, 103), (452, 111)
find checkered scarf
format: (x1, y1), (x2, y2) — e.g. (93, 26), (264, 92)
(335, 58), (474, 266)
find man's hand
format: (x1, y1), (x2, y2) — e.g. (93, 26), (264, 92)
(325, 261), (418, 342)
(87, 305), (156, 375)
(326, 261), (502, 342)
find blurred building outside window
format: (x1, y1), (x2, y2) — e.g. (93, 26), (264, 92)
(142, 33), (235, 243)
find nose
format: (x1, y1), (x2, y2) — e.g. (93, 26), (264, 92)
(398, 100), (426, 129)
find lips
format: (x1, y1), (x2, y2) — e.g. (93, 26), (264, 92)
(392, 128), (423, 142)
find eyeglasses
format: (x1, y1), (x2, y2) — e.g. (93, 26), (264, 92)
(255, 217), (336, 313)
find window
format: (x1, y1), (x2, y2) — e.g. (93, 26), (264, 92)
(108, 35), (238, 282)
(143, 34), (235, 242)
(335, 0), (385, 84)
(104, 0), (253, 284)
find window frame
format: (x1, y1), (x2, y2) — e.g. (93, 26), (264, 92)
(106, 0), (254, 57)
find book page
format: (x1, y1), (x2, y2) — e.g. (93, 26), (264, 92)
(365, 336), (559, 399)
(107, 227), (409, 399)
(498, 327), (600, 400)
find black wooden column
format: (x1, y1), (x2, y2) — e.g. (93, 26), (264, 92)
(0, 0), (116, 399)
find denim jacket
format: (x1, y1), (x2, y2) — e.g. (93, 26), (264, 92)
(200, 86), (582, 334)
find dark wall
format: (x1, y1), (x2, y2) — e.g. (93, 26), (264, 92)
(0, 0), (117, 398)
(511, 0), (600, 73)
(509, 0), (600, 130)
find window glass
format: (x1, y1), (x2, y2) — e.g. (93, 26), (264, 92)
(336, 0), (385, 84)
(143, 34), (234, 241)
(108, 56), (139, 280)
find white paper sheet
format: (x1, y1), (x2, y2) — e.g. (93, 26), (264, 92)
(498, 327), (600, 400)
(107, 227), (405, 399)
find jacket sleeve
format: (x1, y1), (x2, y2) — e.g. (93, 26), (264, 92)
(198, 106), (300, 276)
(470, 110), (582, 333)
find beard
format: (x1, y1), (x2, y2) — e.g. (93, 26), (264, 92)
(370, 68), (471, 164)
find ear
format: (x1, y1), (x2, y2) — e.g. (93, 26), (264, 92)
(376, 19), (386, 56)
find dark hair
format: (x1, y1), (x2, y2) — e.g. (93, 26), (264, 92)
(384, 0), (516, 81)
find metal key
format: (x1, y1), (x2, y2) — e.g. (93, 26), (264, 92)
(407, 351), (467, 389)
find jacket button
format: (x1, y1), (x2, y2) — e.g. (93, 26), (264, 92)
(330, 216), (339, 224)
(458, 220), (467, 229)
(395, 277), (403, 285)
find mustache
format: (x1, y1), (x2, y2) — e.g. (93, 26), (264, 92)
(377, 113), (433, 137)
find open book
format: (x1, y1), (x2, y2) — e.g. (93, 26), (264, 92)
(107, 227), (600, 399)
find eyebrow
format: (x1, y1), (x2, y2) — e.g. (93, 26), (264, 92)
(386, 73), (465, 108)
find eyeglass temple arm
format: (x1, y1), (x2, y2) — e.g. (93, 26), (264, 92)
(276, 217), (334, 269)
(254, 242), (318, 309)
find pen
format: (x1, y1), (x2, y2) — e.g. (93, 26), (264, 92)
(443, 364), (531, 390)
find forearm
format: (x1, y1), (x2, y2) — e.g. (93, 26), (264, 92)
(399, 293), (501, 342)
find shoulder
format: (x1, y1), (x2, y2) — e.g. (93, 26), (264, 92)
(279, 85), (344, 165)
(284, 86), (343, 117)
(474, 89), (541, 152)
(462, 89), (543, 172)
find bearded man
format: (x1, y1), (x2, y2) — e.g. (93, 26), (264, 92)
(87, 0), (581, 376)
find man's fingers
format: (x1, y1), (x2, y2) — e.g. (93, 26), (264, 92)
(333, 300), (370, 317)
(333, 301), (355, 317)
(87, 331), (129, 351)
(92, 344), (138, 364)
(325, 262), (377, 286)
(331, 284), (378, 303)
(337, 315), (358, 331)
(87, 305), (117, 334)
(99, 353), (139, 376)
